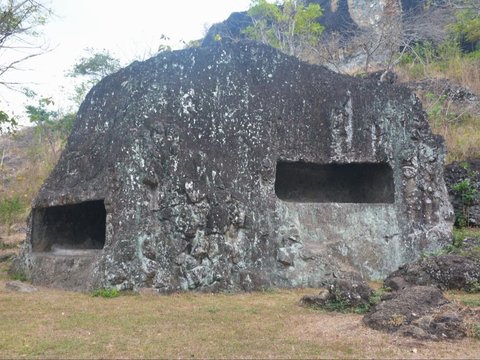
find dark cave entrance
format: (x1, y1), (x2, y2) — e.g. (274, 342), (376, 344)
(275, 161), (394, 203)
(31, 200), (106, 253)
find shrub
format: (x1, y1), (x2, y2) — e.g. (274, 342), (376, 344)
(0, 196), (25, 235)
(10, 272), (27, 282)
(0, 241), (16, 250)
(92, 287), (120, 298)
(319, 288), (386, 314)
(452, 171), (478, 227)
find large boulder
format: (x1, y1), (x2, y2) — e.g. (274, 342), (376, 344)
(385, 254), (480, 292)
(363, 285), (467, 340)
(365, 252), (480, 340)
(12, 41), (453, 292)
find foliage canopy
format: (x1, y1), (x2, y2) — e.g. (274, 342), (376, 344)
(0, 0), (51, 133)
(450, 8), (480, 44)
(244, 0), (324, 56)
(68, 49), (121, 106)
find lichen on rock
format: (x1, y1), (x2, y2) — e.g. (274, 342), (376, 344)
(12, 40), (453, 292)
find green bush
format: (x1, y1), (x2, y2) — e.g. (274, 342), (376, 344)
(466, 280), (480, 294)
(318, 288), (387, 314)
(92, 287), (120, 298)
(10, 272), (27, 282)
(0, 241), (16, 250)
(452, 172), (478, 227)
(0, 196), (25, 235)
(449, 9), (480, 45)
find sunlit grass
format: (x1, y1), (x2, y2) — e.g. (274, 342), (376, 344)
(1, 278), (480, 359)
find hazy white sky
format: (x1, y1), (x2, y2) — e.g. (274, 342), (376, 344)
(0, 0), (251, 122)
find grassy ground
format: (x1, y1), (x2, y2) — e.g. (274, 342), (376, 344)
(0, 255), (479, 359)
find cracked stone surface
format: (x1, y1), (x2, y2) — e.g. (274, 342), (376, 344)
(13, 41), (453, 292)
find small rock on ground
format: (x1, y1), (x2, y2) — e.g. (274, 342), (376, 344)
(0, 254), (13, 263)
(5, 281), (37, 293)
(300, 278), (374, 309)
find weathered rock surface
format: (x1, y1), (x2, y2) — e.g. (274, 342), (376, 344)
(327, 278), (374, 307)
(385, 254), (480, 292)
(5, 281), (37, 293)
(202, 12), (252, 47)
(300, 278), (374, 308)
(366, 70), (398, 84)
(364, 252), (480, 340)
(363, 286), (469, 340)
(300, 288), (331, 307)
(13, 41), (452, 292)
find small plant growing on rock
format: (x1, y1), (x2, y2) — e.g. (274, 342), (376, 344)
(300, 280), (387, 314)
(319, 289), (386, 314)
(452, 169), (478, 227)
(466, 280), (480, 293)
(388, 314), (406, 327)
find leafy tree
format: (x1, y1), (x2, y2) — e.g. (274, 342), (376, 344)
(0, 195), (24, 235)
(0, 0), (50, 87)
(0, 109), (17, 133)
(70, 50), (120, 80)
(244, 0), (324, 56)
(316, 4), (455, 73)
(450, 8), (480, 45)
(25, 95), (74, 163)
(0, 0), (51, 133)
(68, 49), (121, 105)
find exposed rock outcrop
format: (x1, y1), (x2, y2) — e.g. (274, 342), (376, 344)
(202, 12), (252, 47)
(364, 251), (480, 340)
(300, 278), (374, 308)
(204, 1), (428, 42)
(5, 281), (37, 293)
(385, 254), (480, 292)
(363, 286), (468, 340)
(12, 41), (452, 292)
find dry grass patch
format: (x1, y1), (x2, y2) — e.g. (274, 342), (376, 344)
(429, 110), (480, 163)
(0, 281), (479, 359)
(447, 291), (480, 308)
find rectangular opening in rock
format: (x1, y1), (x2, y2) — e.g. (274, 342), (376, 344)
(31, 200), (106, 253)
(275, 161), (394, 203)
